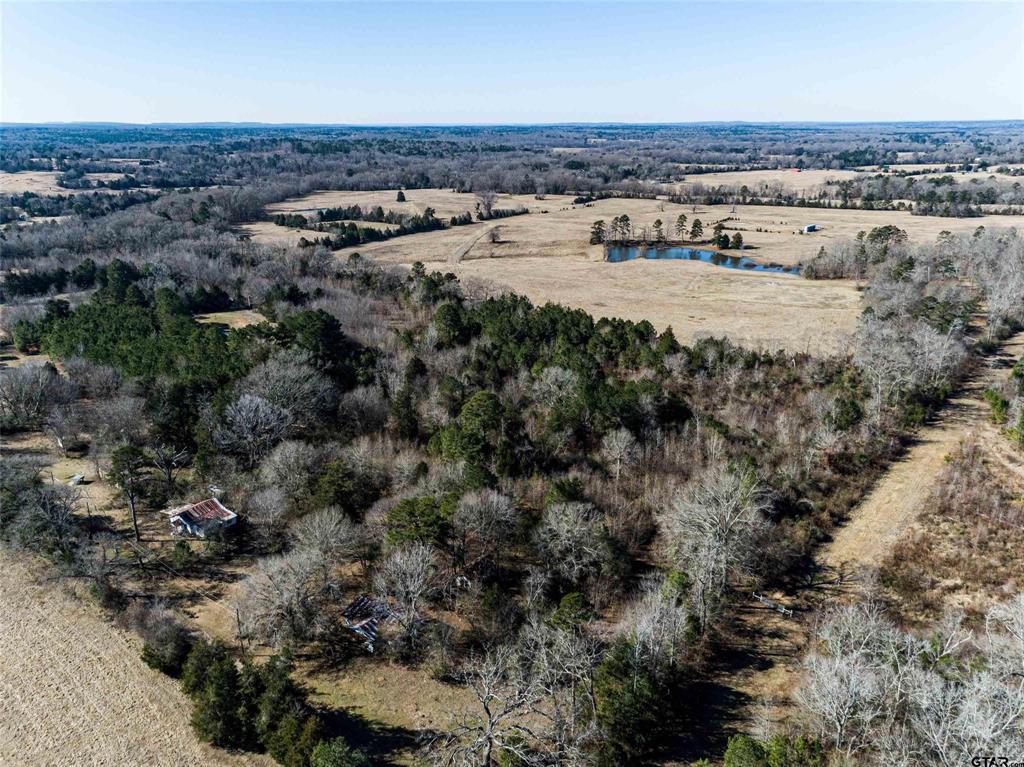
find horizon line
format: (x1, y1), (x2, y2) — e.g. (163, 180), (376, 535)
(3, 119), (1023, 129)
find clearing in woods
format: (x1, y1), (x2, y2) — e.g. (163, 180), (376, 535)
(195, 308), (267, 329)
(0, 170), (143, 196)
(688, 328), (1024, 755)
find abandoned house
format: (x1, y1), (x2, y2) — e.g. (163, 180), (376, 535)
(167, 498), (238, 538)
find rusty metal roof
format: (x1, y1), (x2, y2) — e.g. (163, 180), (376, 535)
(170, 498), (235, 524)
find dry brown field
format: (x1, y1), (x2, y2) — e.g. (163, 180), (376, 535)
(195, 308), (267, 329)
(3, 214), (74, 229)
(865, 161), (1024, 174)
(305, 659), (475, 763)
(246, 190), (1024, 353)
(898, 169), (1016, 183)
(0, 170), (136, 196)
(249, 190), (1024, 266)
(244, 219), (312, 244)
(1, 171), (74, 195)
(675, 164), (1024, 188)
(450, 256), (860, 354)
(0, 348), (51, 370)
(673, 167), (862, 193)
(0, 551), (270, 767)
(265, 188), (562, 220)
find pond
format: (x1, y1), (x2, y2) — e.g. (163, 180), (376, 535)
(605, 245), (800, 275)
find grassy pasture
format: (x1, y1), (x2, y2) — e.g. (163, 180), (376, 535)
(246, 189), (1024, 354)
(672, 167), (862, 193)
(0, 170), (137, 196)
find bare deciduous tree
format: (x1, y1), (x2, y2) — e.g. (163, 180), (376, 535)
(245, 485), (288, 538)
(660, 465), (770, 630)
(600, 427), (638, 485)
(532, 366), (579, 409)
(452, 489), (516, 572)
(64, 357), (122, 399)
(237, 548), (330, 647)
(618, 576), (693, 677)
(373, 542), (438, 649)
(796, 598), (1024, 765)
(91, 395), (147, 466)
(337, 384), (389, 439)
(0, 362), (76, 426)
(534, 503), (609, 587)
(258, 439), (328, 502)
(984, 593), (1024, 679)
(150, 441), (190, 491)
(44, 403), (84, 457)
(796, 651), (884, 759)
(292, 506), (369, 569)
(237, 348), (337, 429)
(475, 189), (497, 219)
(10, 483), (80, 554)
(217, 394), (293, 467)
(436, 644), (542, 767)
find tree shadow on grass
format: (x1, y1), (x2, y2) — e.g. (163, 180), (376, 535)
(655, 679), (752, 763)
(318, 706), (432, 766)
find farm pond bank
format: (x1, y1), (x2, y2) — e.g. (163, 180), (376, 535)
(605, 245), (801, 274)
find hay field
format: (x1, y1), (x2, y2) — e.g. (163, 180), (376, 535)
(675, 163), (1024, 190)
(864, 162), (1024, 176)
(266, 188), (568, 220)
(451, 256), (861, 354)
(246, 189), (1024, 353)
(3, 215), (73, 229)
(0, 170), (132, 196)
(0, 553), (269, 767)
(1, 171), (72, 195)
(248, 190), (1024, 266)
(674, 168), (862, 193)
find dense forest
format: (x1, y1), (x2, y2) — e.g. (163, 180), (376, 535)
(2, 125), (1024, 766)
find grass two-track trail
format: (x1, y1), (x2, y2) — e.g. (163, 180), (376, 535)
(672, 328), (1024, 762)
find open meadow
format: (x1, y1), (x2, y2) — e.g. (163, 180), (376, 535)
(672, 167), (862, 193)
(449, 256), (861, 355)
(671, 164), (1024, 196)
(246, 188), (1024, 353)
(0, 170), (135, 196)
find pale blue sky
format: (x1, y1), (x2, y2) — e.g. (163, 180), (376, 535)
(2, 1), (1022, 123)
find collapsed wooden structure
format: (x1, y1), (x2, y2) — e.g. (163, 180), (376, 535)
(340, 594), (398, 652)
